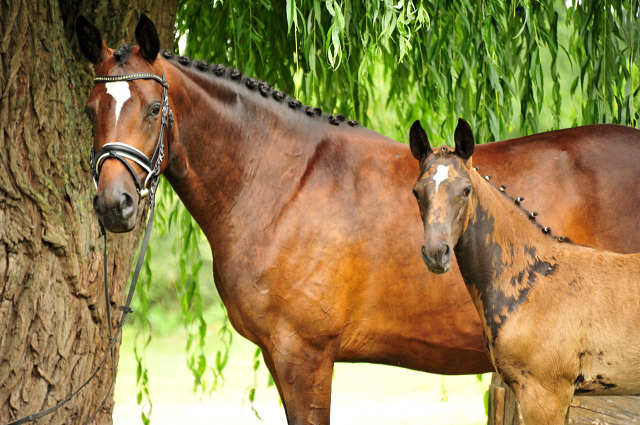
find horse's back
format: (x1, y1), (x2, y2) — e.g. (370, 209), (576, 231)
(473, 124), (640, 253)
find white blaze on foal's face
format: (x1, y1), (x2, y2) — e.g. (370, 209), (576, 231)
(432, 164), (450, 193)
(105, 81), (131, 126)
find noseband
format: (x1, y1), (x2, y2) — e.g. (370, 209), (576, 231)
(89, 71), (173, 199)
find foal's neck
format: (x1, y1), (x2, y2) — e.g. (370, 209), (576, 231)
(454, 170), (559, 342)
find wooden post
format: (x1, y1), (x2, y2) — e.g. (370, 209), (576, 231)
(488, 373), (522, 425)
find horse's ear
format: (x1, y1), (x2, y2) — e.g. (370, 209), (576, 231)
(135, 14), (160, 62)
(454, 118), (475, 160)
(410, 120), (433, 161)
(76, 15), (108, 64)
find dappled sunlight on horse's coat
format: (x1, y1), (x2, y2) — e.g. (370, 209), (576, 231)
(411, 118), (640, 425)
(78, 14), (640, 424)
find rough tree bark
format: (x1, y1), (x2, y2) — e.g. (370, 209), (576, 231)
(0, 1), (177, 423)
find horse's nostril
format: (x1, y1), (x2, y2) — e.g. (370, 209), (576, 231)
(120, 192), (135, 220)
(93, 194), (101, 215)
(442, 244), (450, 256)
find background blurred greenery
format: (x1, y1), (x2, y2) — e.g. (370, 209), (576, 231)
(122, 1), (640, 423)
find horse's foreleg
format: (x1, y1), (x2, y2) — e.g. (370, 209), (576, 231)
(262, 335), (338, 425)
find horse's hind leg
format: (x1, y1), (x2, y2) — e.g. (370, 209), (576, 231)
(262, 335), (338, 425)
(516, 382), (573, 425)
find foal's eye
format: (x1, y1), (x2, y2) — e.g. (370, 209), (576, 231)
(463, 186), (472, 197)
(150, 104), (161, 115)
(412, 189), (419, 199)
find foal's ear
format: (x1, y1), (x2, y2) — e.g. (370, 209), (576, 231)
(410, 120), (433, 161)
(454, 118), (475, 160)
(76, 15), (108, 64)
(135, 14), (160, 62)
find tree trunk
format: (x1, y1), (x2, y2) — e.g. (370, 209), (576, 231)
(0, 1), (177, 423)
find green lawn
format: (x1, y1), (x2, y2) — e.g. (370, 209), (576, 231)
(114, 327), (490, 425)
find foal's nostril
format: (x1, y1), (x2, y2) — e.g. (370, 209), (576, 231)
(438, 243), (450, 261)
(120, 192), (135, 220)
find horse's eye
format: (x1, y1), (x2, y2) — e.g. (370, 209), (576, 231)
(463, 186), (472, 197)
(412, 189), (419, 199)
(84, 107), (92, 122)
(150, 104), (161, 115)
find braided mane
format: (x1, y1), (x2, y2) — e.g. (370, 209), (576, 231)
(154, 49), (360, 128)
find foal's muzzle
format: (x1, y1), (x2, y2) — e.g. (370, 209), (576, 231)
(422, 241), (452, 274)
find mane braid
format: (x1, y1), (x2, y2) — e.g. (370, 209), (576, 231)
(158, 49), (360, 127)
(474, 167), (573, 245)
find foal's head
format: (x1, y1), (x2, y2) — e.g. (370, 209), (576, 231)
(410, 119), (475, 274)
(76, 15), (168, 232)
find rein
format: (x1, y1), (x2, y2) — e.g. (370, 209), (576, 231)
(5, 70), (172, 425)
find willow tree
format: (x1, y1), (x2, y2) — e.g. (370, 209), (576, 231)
(0, 1), (176, 424)
(176, 0), (639, 144)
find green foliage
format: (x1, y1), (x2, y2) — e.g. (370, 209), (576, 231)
(567, 0), (640, 126)
(484, 388), (490, 417)
(132, 0), (640, 420)
(174, 0), (640, 146)
(244, 347), (264, 420)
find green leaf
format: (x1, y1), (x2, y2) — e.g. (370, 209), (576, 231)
(286, 0), (294, 32)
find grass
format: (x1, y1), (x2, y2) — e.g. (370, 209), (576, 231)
(114, 326), (491, 425)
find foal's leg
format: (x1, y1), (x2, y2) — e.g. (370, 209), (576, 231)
(515, 382), (573, 425)
(263, 334), (339, 425)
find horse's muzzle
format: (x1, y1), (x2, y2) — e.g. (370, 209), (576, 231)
(93, 185), (138, 233)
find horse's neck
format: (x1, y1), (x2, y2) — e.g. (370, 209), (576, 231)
(455, 170), (556, 305)
(162, 61), (328, 249)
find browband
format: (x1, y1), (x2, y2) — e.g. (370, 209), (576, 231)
(93, 73), (168, 88)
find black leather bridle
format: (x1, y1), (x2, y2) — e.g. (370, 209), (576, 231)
(5, 70), (173, 425)
(90, 70), (173, 199)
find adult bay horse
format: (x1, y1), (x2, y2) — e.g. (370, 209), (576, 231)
(76, 14), (640, 424)
(410, 118), (640, 425)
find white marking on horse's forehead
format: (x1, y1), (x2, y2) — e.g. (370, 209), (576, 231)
(433, 165), (450, 194)
(105, 81), (131, 126)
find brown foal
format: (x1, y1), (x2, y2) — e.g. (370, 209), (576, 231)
(411, 118), (640, 425)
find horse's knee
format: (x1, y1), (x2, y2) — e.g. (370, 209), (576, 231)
(517, 383), (572, 425)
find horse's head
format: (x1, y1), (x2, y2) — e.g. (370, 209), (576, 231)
(76, 14), (170, 232)
(410, 118), (476, 274)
